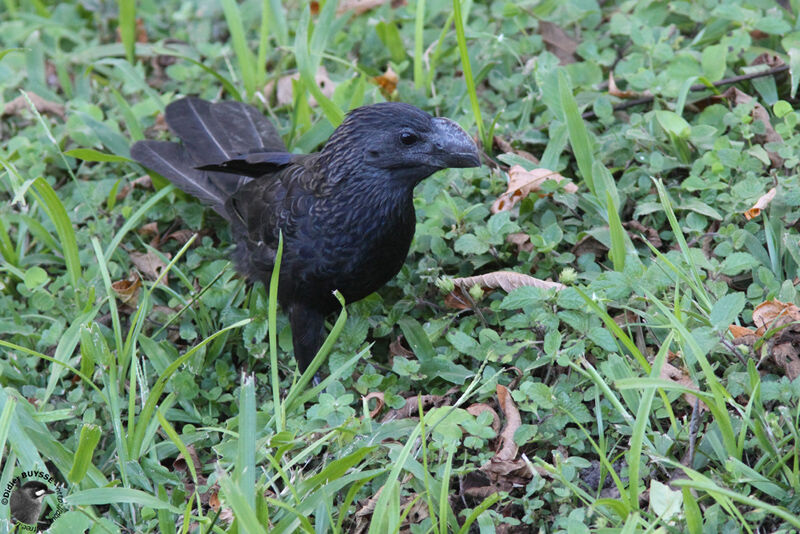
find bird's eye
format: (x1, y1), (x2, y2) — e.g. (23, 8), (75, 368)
(400, 131), (419, 145)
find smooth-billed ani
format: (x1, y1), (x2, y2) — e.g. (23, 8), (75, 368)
(131, 97), (480, 372)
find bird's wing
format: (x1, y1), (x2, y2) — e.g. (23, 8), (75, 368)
(196, 151), (294, 178)
(223, 154), (323, 281)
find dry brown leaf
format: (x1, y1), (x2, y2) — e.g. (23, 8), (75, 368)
(573, 235), (607, 259)
(116, 175), (153, 202)
(608, 72), (642, 99)
(729, 324), (756, 339)
(116, 17), (148, 44)
(129, 250), (169, 283)
(337, 0), (388, 15)
(659, 361), (708, 412)
(482, 385), (530, 481)
(612, 309), (639, 329)
(715, 87), (783, 167)
(381, 393), (452, 421)
(173, 445), (201, 475)
(538, 21), (578, 65)
(164, 229), (196, 246)
(443, 287), (474, 310)
(3, 91), (65, 119)
(506, 232), (533, 254)
(138, 222), (159, 247)
(742, 299), (800, 378)
(493, 136), (539, 165)
(363, 391), (385, 418)
(744, 187), (776, 220)
(491, 165), (577, 214)
(772, 342), (800, 380)
(172, 444), (215, 507)
(624, 220), (662, 248)
(452, 270), (566, 294)
(494, 385), (521, 461)
(466, 403), (501, 434)
(373, 66), (398, 98)
(207, 485), (221, 512)
(751, 52), (785, 69)
(111, 272), (142, 306)
(265, 66), (336, 108)
(389, 336), (415, 359)
(752, 299), (800, 336)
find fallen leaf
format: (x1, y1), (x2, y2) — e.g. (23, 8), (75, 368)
(265, 66), (336, 108)
(493, 385), (521, 461)
(608, 72), (642, 99)
(164, 229), (197, 246)
(173, 445), (201, 476)
(129, 250), (169, 283)
(111, 272), (142, 306)
(612, 309), (639, 330)
(506, 232), (533, 254)
(573, 234), (608, 258)
(444, 288), (473, 310)
(481, 385), (530, 481)
(452, 271), (565, 293)
(389, 336), (415, 359)
(751, 299), (800, 336)
(116, 17), (148, 44)
(444, 271), (564, 310)
(138, 222), (160, 246)
(744, 299), (800, 379)
(624, 220), (663, 248)
(751, 52), (784, 69)
(538, 21), (578, 65)
(659, 361), (708, 412)
(772, 342), (800, 380)
(363, 391), (385, 418)
(381, 393), (453, 421)
(116, 175), (153, 202)
(729, 324), (756, 339)
(744, 187), (776, 220)
(494, 136), (539, 165)
(373, 66), (398, 98)
(3, 91), (65, 119)
(491, 165), (577, 214)
(207, 485), (221, 511)
(466, 403), (501, 434)
(337, 0), (389, 15)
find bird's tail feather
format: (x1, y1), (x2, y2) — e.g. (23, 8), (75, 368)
(130, 97), (287, 218)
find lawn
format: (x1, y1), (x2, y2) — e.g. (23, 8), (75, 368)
(2, 0), (800, 532)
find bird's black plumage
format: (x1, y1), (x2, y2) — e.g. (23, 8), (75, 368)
(10, 480), (53, 526)
(131, 98), (480, 372)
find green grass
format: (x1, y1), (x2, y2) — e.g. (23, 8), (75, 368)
(3, 0), (800, 532)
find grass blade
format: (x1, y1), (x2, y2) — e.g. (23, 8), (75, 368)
(117, 0), (136, 63)
(237, 374), (258, 511)
(558, 70), (595, 196)
(68, 423), (102, 484)
(30, 177), (82, 305)
(452, 0), (486, 148)
(269, 233), (284, 431)
(221, 0), (257, 98)
(414, 0), (426, 90)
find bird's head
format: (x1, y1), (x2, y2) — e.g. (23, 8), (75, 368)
(321, 102), (480, 185)
(17, 481), (53, 502)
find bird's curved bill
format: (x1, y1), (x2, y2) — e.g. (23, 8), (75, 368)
(430, 117), (481, 169)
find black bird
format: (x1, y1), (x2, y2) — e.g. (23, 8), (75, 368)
(10, 480), (53, 526)
(131, 98), (480, 372)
